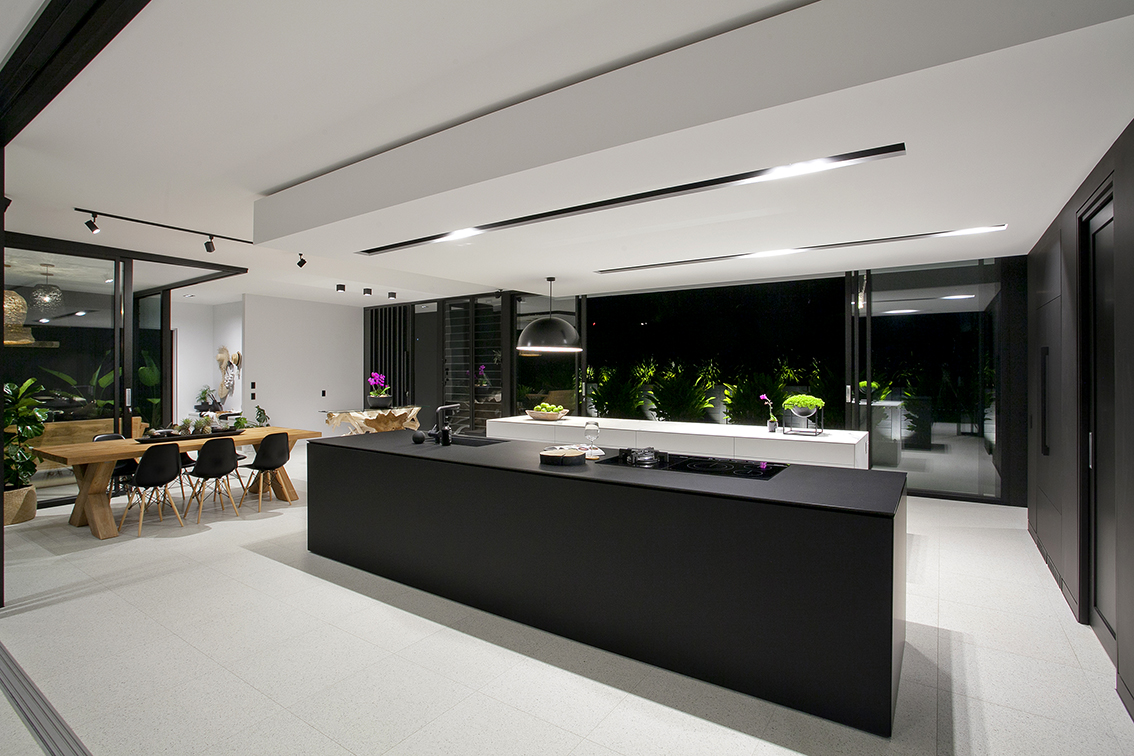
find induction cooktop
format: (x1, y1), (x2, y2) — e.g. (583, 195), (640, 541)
(596, 448), (788, 480)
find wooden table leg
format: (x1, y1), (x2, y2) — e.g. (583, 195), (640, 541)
(69, 461), (120, 539)
(269, 465), (298, 501)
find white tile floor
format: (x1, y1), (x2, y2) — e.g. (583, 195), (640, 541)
(2, 441), (1132, 755)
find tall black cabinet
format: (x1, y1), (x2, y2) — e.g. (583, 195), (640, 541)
(1027, 116), (1134, 718)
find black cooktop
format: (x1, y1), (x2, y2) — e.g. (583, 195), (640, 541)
(596, 448), (789, 480)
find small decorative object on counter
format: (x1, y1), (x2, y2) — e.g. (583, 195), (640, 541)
(539, 447), (586, 466)
(526, 401), (569, 421)
(761, 393), (778, 432)
(367, 372), (393, 408)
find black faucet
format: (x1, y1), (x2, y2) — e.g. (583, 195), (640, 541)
(429, 404), (460, 445)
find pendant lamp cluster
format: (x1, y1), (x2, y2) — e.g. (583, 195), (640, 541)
(516, 277), (581, 354)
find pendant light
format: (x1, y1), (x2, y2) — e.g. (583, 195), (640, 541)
(516, 277), (582, 353)
(29, 263), (64, 317)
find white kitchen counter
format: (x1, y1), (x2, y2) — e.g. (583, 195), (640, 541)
(486, 415), (869, 469)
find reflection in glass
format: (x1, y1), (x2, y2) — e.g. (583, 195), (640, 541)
(516, 294), (579, 415)
(870, 261), (1001, 499)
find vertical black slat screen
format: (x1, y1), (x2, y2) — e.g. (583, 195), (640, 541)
(369, 304), (414, 407)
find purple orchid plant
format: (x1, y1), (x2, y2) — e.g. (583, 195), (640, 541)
(367, 372), (390, 396)
(475, 364), (490, 387)
(760, 393), (776, 422)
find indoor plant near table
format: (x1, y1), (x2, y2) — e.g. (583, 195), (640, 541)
(367, 372), (392, 409)
(4, 379), (47, 525)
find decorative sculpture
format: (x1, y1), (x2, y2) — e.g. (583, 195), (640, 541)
(215, 346), (242, 403)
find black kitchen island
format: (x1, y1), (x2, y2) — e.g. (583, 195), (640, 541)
(307, 431), (907, 736)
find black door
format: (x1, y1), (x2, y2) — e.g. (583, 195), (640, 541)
(1087, 199), (1117, 659)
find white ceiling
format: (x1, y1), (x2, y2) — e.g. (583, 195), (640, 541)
(4, 0), (1134, 306)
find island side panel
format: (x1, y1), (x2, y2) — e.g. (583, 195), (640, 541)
(308, 443), (900, 735)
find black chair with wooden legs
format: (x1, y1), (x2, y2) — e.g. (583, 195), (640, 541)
(118, 442), (183, 536)
(186, 437), (240, 523)
(239, 432), (292, 512)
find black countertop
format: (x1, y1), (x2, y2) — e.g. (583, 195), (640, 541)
(310, 431), (906, 517)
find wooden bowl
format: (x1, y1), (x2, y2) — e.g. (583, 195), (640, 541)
(526, 409), (570, 421)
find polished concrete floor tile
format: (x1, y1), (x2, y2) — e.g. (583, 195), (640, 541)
(198, 709), (354, 756)
(384, 692), (580, 755)
(902, 621), (939, 689)
(938, 599), (1079, 667)
(0, 697), (44, 756)
(224, 624), (390, 708)
(1084, 669), (1134, 743)
(939, 691), (1127, 756)
(569, 739), (625, 756)
(585, 689), (764, 756)
(480, 657), (629, 737)
(761, 679), (937, 756)
(396, 625), (530, 689)
(629, 667), (777, 740)
(288, 654), (472, 754)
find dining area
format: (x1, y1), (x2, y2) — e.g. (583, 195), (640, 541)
(31, 426), (321, 539)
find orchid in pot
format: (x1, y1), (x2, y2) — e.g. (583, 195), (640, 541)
(760, 393), (778, 432)
(367, 372), (393, 409)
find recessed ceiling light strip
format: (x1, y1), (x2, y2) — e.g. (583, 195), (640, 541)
(357, 143), (906, 257)
(595, 225), (1006, 274)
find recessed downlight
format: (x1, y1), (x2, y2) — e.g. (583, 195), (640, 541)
(75, 311), (87, 316)
(183, 293), (195, 298)
(441, 227), (483, 242)
(38, 317), (50, 323)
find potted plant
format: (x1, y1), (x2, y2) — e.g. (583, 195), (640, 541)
(760, 393), (778, 432)
(474, 364), (494, 401)
(782, 393), (825, 419)
(4, 379), (48, 525)
(367, 372), (392, 409)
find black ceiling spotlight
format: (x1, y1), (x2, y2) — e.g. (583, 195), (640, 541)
(204, 235), (215, 253)
(85, 213), (100, 234)
(363, 288), (372, 296)
(387, 292), (396, 300)
(336, 284), (346, 293)
(516, 277), (582, 354)
(297, 254), (307, 268)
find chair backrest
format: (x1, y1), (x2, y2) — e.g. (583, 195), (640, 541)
(191, 437), (237, 478)
(253, 432), (291, 470)
(134, 443), (181, 488)
(93, 433), (125, 442)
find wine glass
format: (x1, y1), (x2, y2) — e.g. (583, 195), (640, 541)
(583, 421), (600, 452)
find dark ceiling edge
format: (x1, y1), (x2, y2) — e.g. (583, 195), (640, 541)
(0, 0), (151, 146)
(6, 231), (247, 276)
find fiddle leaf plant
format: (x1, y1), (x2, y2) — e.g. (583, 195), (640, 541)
(4, 379), (48, 490)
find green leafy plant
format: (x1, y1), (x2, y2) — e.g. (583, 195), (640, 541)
(192, 417), (212, 434)
(138, 350), (162, 427)
(176, 417), (193, 435)
(648, 362), (715, 422)
(587, 364), (649, 419)
(858, 379), (892, 401)
(232, 416), (249, 430)
(782, 394), (826, 410)
(40, 356), (119, 418)
(196, 385), (213, 404)
(723, 373), (780, 425)
(254, 405), (270, 427)
(4, 380), (48, 490)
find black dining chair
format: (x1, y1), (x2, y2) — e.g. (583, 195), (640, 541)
(238, 432), (292, 512)
(185, 437), (240, 523)
(93, 433), (138, 497)
(118, 442), (183, 536)
(176, 452), (196, 500)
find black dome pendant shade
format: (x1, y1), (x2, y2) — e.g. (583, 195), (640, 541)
(517, 277), (582, 353)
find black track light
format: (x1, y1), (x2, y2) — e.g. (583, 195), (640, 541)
(297, 254), (307, 268)
(85, 213), (100, 234)
(363, 288), (372, 296)
(336, 284), (346, 293)
(388, 292), (396, 300)
(204, 235), (215, 253)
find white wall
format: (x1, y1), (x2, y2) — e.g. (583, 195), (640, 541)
(170, 300), (214, 423)
(242, 294), (362, 436)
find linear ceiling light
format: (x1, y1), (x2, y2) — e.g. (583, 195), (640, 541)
(596, 224), (1006, 274)
(357, 143), (906, 257)
(74, 208), (253, 246)
(941, 294), (976, 300)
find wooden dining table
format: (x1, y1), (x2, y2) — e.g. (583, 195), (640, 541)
(33, 426), (322, 539)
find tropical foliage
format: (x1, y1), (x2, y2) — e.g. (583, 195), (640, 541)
(587, 363), (652, 419)
(723, 373), (780, 425)
(782, 393), (826, 410)
(647, 361), (716, 422)
(3, 380), (48, 490)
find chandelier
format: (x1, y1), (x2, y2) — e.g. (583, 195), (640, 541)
(29, 263), (64, 318)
